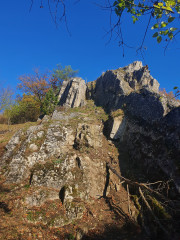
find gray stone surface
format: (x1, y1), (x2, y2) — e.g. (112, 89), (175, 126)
(88, 61), (160, 112)
(110, 116), (127, 140)
(74, 123), (103, 149)
(2, 111), (106, 206)
(58, 77), (86, 108)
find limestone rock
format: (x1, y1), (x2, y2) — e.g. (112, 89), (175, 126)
(110, 116), (127, 140)
(123, 89), (180, 124)
(29, 144), (38, 151)
(2, 123), (74, 183)
(1, 109), (106, 214)
(124, 89), (164, 123)
(25, 189), (59, 207)
(2, 130), (22, 162)
(58, 77), (86, 108)
(74, 123), (103, 149)
(89, 61), (160, 112)
(117, 106), (180, 193)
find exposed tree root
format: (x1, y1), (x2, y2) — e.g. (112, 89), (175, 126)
(107, 162), (178, 239)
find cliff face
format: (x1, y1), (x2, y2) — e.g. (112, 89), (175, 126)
(0, 61), (180, 239)
(86, 61), (180, 193)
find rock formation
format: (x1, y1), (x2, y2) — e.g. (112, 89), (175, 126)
(87, 61), (160, 111)
(1, 61), (180, 239)
(57, 77), (86, 108)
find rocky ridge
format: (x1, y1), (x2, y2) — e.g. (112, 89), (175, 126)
(0, 61), (180, 239)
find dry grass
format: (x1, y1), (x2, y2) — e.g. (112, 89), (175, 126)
(111, 109), (124, 118)
(0, 115), (8, 124)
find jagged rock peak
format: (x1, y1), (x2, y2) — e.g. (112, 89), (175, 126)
(87, 61), (161, 112)
(57, 77), (86, 108)
(112, 61), (159, 93)
(121, 61), (143, 72)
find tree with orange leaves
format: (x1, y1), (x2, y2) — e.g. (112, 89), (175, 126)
(17, 69), (50, 106)
(18, 65), (78, 115)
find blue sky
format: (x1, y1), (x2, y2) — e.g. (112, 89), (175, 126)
(0, 0), (179, 94)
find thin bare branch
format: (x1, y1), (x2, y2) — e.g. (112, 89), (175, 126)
(29, 0), (34, 12)
(137, 11), (152, 53)
(164, 30), (180, 55)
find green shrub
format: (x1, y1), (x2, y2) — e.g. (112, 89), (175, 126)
(6, 94), (41, 124)
(42, 88), (58, 115)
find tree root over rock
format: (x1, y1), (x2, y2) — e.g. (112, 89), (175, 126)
(107, 162), (180, 239)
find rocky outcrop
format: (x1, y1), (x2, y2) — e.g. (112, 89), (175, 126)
(87, 61), (160, 112)
(1, 61), (180, 237)
(1, 104), (117, 226)
(106, 105), (180, 193)
(74, 123), (103, 149)
(87, 61), (180, 193)
(57, 77), (86, 108)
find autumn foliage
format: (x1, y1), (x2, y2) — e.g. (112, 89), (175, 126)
(17, 65), (78, 108)
(1, 64), (78, 124)
(18, 69), (51, 105)
(8, 94), (41, 124)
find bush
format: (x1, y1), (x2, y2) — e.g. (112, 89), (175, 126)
(42, 88), (58, 115)
(6, 94), (41, 124)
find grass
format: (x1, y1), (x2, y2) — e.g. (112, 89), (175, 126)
(69, 100), (108, 122)
(111, 109), (124, 118)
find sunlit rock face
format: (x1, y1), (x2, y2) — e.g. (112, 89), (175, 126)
(57, 77), (87, 108)
(1, 106), (109, 226)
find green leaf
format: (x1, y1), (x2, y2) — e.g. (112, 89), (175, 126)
(165, 0), (176, 7)
(118, 2), (124, 7)
(131, 8), (136, 14)
(175, 6), (180, 13)
(168, 17), (175, 23)
(164, 29), (169, 35)
(136, 13), (141, 16)
(168, 32), (174, 39)
(151, 23), (159, 29)
(157, 36), (162, 43)
(170, 27), (177, 31)
(160, 30), (169, 36)
(132, 16), (138, 23)
(166, 6), (173, 11)
(158, 2), (163, 7)
(153, 32), (158, 37)
(161, 21), (168, 28)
